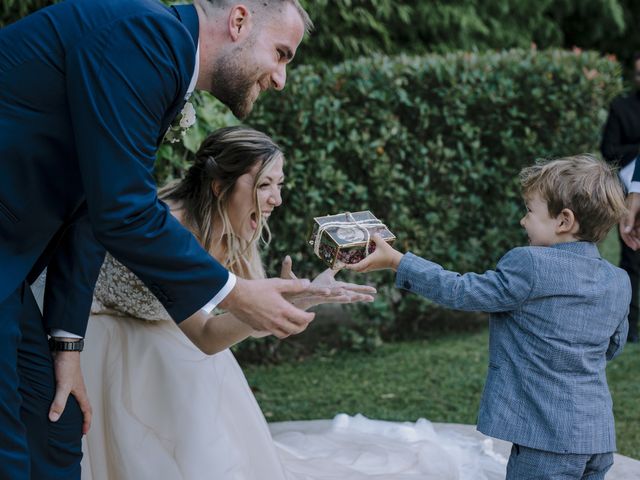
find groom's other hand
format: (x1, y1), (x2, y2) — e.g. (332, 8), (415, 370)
(220, 277), (315, 338)
(49, 349), (92, 435)
(347, 234), (405, 273)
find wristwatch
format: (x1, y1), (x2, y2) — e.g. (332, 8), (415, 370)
(48, 338), (84, 352)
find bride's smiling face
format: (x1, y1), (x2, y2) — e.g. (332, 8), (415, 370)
(226, 154), (284, 242)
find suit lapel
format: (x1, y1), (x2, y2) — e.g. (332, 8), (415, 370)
(158, 5), (200, 146)
(171, 4), (200, 47)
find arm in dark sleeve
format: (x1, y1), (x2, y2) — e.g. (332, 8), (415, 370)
(64, 13), (228, 323)
(42, 209), (106, 337)
(601, 103), (640, 166)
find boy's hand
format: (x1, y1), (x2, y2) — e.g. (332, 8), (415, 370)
(346, 234), (404, 273)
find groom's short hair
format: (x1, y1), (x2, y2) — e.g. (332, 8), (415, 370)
(519, 154), (628, 243)
(197, 0), (313, 34)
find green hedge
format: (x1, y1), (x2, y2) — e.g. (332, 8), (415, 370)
(228, 48), (621, 356)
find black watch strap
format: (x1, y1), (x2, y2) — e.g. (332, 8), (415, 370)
(48, 338), (84, 352)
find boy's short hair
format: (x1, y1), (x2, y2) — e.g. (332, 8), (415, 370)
(519, 154), (627, 243)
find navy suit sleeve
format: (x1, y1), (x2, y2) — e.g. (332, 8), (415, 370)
(601, 103), (640, 166)
(64, 13), (229, 323)
(395, 248), (534, 312)
(43, 210), (106, 337)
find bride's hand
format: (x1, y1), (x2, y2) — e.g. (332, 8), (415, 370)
(280, 256), (377, 310)
(280, 256), (331, 297)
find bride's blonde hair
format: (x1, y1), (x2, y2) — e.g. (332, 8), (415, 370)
(158, 126), (284, 280)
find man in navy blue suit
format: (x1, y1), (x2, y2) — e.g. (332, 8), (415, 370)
(0, 0), (314, 478)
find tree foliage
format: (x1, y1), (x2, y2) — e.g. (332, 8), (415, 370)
(297, 0), (633, 64)
(3, 0), (638, 69)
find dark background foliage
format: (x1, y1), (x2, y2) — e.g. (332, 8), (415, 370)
(3, 0), (640, 71)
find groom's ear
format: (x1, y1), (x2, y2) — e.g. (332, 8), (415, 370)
(227, 5), (253, 41)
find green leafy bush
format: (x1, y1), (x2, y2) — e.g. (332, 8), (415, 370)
(233, 48), (621, 355)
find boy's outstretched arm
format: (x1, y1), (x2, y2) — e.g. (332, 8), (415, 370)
(349, 236), (534, 313)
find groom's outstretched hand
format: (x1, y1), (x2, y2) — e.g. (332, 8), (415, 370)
(219, 277), (316, 338)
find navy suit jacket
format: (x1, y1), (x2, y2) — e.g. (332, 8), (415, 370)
(0, 0), (229, 335)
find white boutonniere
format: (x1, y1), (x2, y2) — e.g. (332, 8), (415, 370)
(164, 100), (197, 144)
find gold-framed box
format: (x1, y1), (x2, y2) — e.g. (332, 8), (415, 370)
(308, 211), (395, 269)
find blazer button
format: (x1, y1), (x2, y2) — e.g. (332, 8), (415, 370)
(403, 281), (411, 289)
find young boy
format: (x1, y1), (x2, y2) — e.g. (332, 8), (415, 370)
(349, 154), (631, 479)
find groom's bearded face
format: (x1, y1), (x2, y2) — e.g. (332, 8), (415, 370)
(209, 6), (305, 119)
(211, 36), (262, 120)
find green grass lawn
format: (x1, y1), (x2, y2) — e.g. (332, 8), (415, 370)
(244, 329), (640, 460)
(244, 229), (640, 459)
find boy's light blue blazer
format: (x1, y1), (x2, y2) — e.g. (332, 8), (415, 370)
(396, 242), (630, 454)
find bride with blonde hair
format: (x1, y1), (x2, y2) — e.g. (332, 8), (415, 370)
(81, 125), (374, 479)
(79, 126), (506, 480)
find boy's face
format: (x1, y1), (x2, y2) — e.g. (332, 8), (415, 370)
(520, 193), (561, 246)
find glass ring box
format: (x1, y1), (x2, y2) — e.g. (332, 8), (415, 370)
(308, 211), (396, 269)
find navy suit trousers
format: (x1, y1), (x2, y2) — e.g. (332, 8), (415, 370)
(0, 283), (82, 479)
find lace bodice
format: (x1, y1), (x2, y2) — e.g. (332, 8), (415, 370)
(92, 253), (172, 322)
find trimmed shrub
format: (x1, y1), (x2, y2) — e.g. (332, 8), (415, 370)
(227, 48), (622, 356)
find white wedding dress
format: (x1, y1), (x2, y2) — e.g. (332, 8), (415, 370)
(73, 255), (506, 480)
